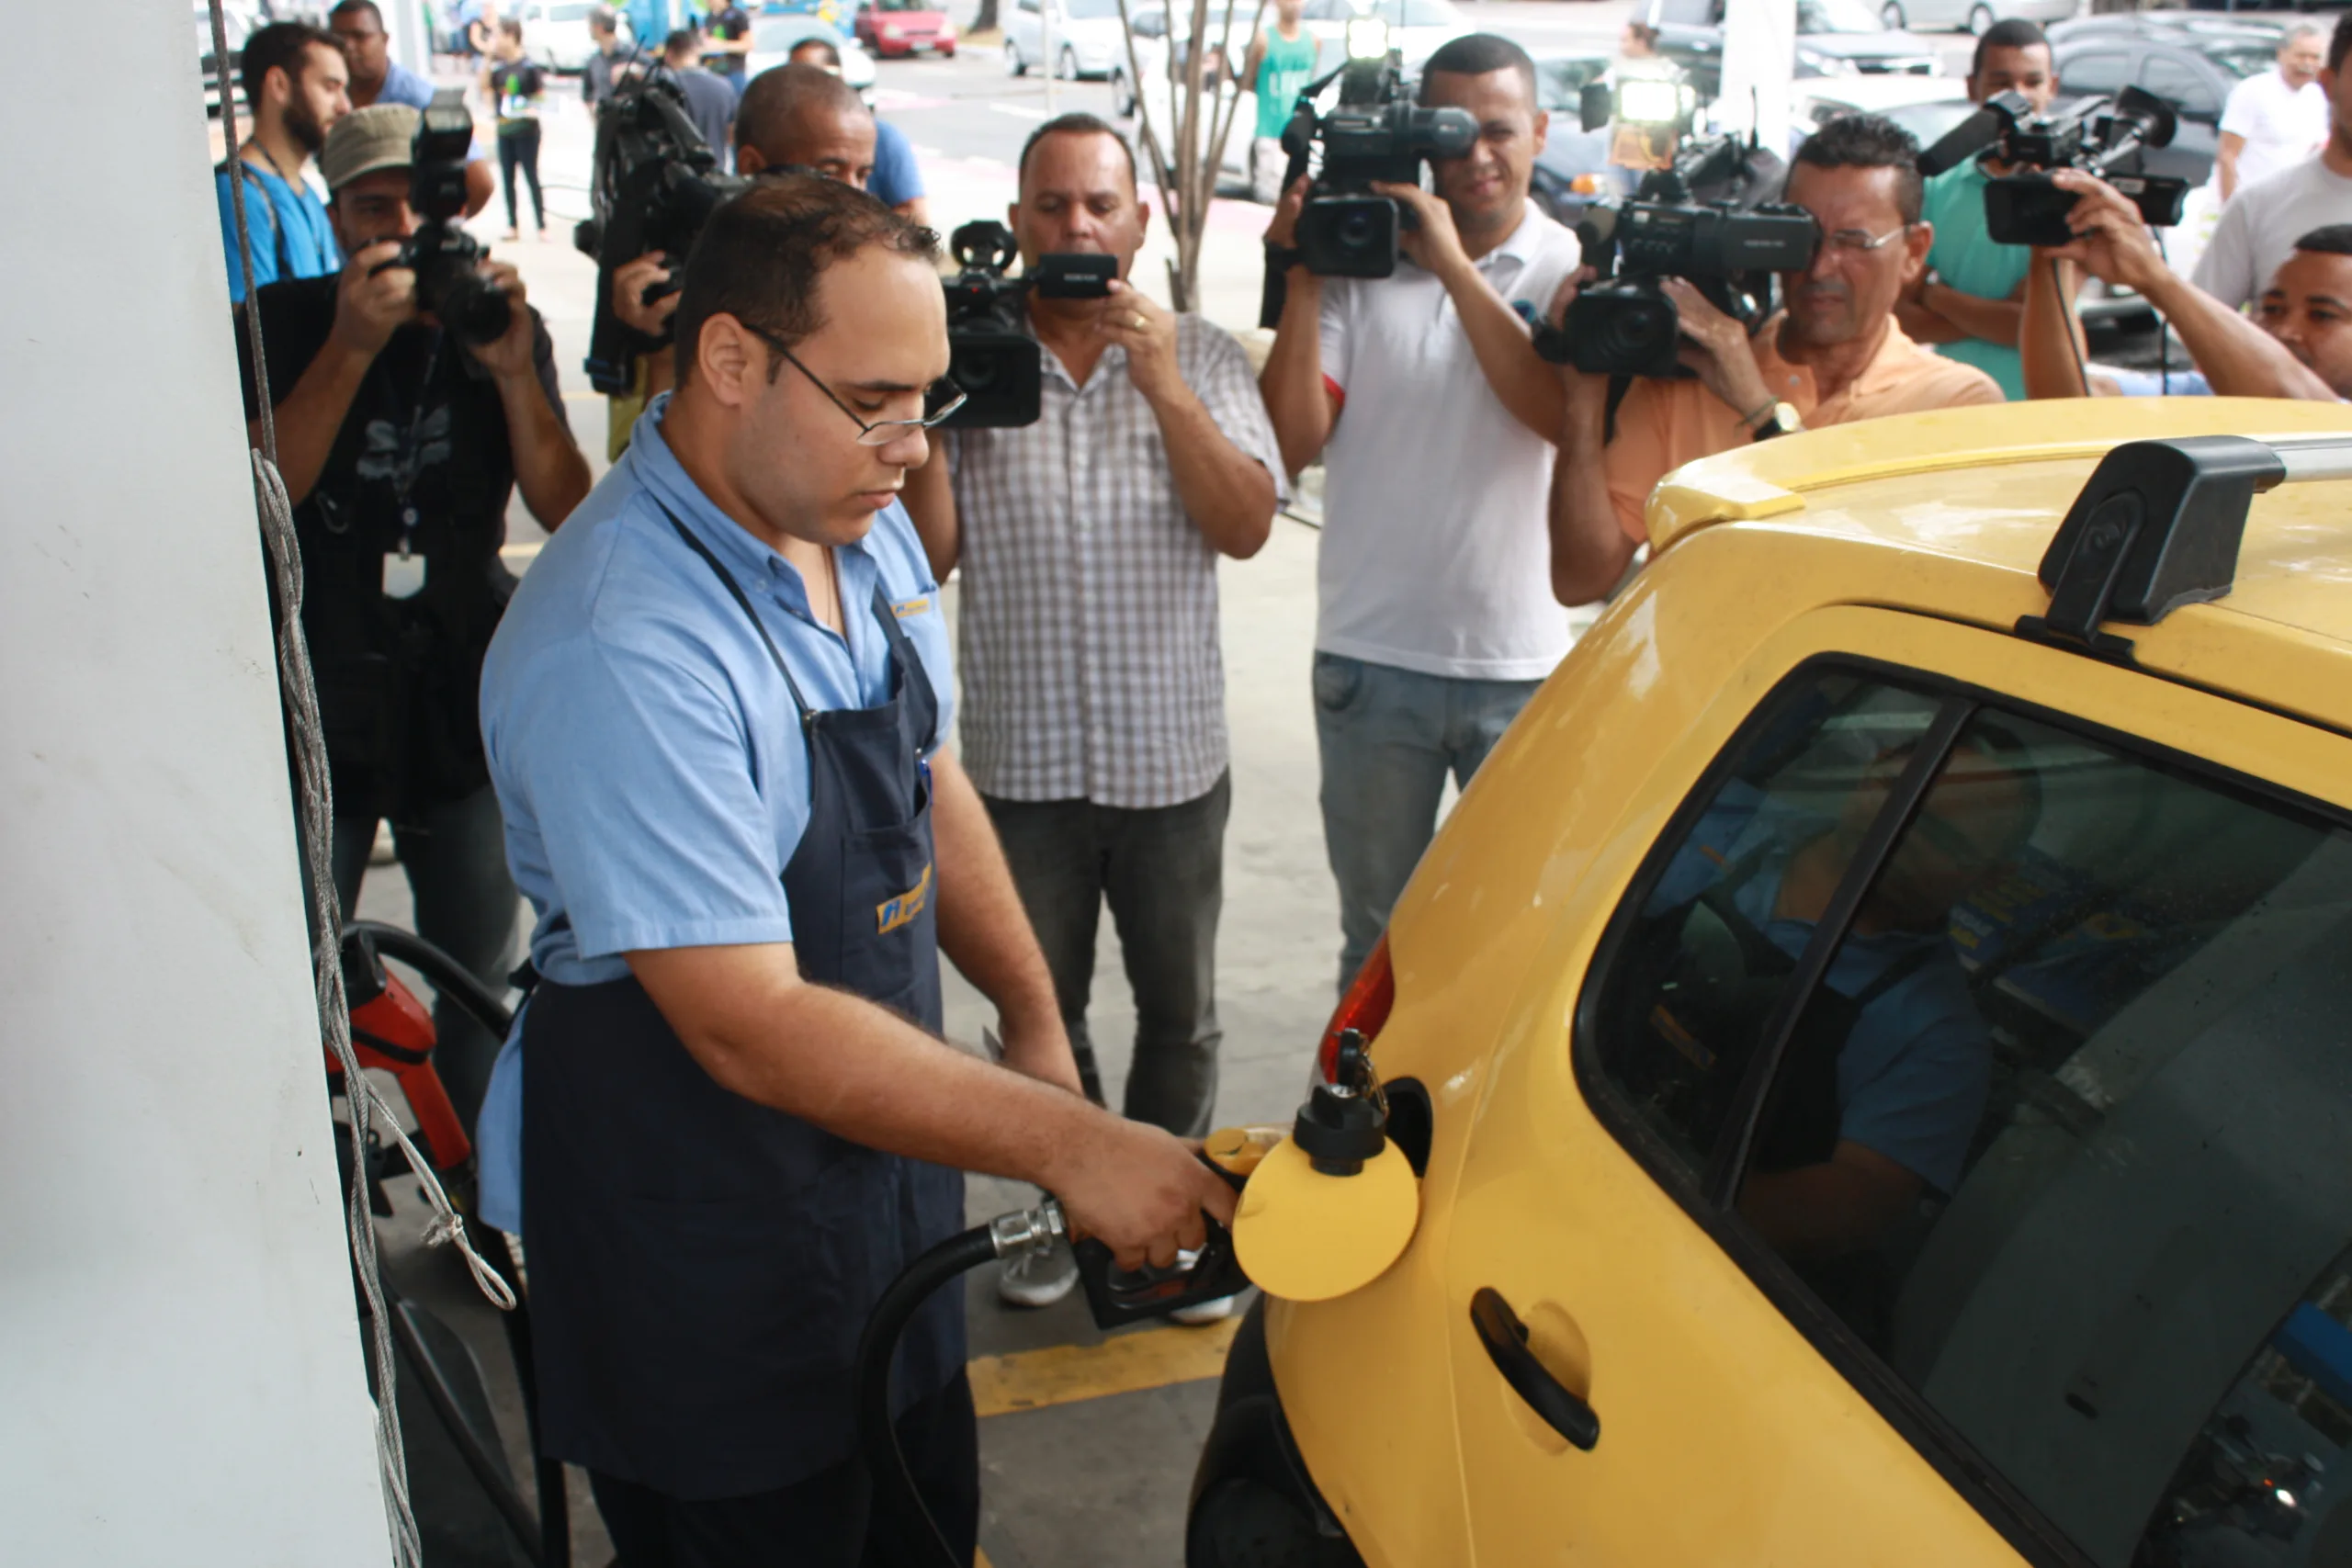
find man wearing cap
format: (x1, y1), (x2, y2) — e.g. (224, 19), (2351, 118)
(237, 104), (592, 1130)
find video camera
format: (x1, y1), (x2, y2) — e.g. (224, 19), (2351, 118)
(573, 71), (751, 393)
(938, 220), (1114, 429)
(1917, 85), (2188, 248)
(392, 91), (511, 347)
(1532, 133), (1815, 379)
(1274, 23), (1477, 279)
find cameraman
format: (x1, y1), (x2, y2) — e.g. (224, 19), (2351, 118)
(901, 115), (1283, 1316)
(1258, 32), (1584, 992)
(237, 105), (592, 1127)
(2019, 169), (2343, 401)
(1895, 19), (2057, 400)
(1549, 115), (2003, 607)
(603, 63), (883, 457)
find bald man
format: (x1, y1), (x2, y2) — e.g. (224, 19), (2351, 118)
(604, 63), (887, 456)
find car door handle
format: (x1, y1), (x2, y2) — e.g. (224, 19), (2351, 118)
(1470, 1287), (1600, 1451)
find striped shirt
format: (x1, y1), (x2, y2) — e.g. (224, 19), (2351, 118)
(945, 312), (1285, 809)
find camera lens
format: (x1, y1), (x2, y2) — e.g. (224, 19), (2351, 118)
(1335, 208), (1379, 254)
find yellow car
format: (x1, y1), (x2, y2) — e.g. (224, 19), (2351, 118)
(1191, 400), (2352, 1567)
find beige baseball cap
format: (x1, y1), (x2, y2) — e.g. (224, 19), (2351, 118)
(320, 104), (420, 194)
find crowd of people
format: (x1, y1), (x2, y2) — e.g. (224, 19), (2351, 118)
(210, 10), (2352, 1560)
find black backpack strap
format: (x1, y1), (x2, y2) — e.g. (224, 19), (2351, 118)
(220, 156), (294, 281)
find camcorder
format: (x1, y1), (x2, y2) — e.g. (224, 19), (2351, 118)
(391, 91), (511, 347)
(1532, 133), (1815, 378)
(1275, 34), (1477, 279)
(1917, 85), (2188, 248)
(574, 73), (751, 393)
(938, 220), (1114, 429)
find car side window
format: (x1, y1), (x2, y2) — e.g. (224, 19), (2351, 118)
(1589, 663), (2352, 1567)
(1589, 673), (1951, 1185)
(2140, 54), (2219, 121)
(2061, 50), (2131, 99)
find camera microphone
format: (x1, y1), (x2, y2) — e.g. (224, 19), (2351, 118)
(1917, 91), (2030, 178)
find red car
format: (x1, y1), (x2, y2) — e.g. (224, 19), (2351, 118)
(854, 0), (956, 57)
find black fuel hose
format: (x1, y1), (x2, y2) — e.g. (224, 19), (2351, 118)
(855, 1223), (1001, 1567)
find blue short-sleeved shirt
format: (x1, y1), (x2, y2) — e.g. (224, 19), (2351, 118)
(1922, 157), (2032, 401)
(1645, 784), (1992, 1193)
(217, 162), (340, 303)
(869, 119), (925, 209)
(479, 394), (956, 989)
(374, 60), (437, 107)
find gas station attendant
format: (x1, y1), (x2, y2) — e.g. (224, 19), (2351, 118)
(471, 177), (1237, 1564)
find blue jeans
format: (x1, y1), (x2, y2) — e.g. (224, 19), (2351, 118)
(981, 773), (1229, 1139)
(1314, 653), (1543, 991)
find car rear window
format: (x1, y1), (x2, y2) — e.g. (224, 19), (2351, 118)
(1583, 663), (2352, 1568)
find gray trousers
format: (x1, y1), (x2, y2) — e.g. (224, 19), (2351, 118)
(981, 773), (1229, 1139)
(332, 783), (519, 1134)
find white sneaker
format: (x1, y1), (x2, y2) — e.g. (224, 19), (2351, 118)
(996, 1238), (1079, 1308)
(1170, 1293), (1236, 1326)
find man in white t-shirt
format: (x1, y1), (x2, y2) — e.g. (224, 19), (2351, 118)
(2217, 24), (2327, 202)
(2195, 16), (2352, 310)
(1259, 32), (1581, 989)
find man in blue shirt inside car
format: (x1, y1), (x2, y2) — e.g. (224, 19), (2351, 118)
(1645, 735), (2040, 1261)
(473, 175), (1236, 1563)
(217, 22), (350, 302)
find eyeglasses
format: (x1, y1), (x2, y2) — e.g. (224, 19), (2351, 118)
(740, 322), (967, 446)
(1820, 223), (1912, 255)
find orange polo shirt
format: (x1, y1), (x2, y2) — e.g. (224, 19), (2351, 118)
(1603, 316), (2005, 541)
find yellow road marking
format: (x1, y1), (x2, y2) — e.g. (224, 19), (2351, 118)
(968, 1318), (1238, 1418)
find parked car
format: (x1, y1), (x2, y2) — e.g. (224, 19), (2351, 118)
(1003, 0), (1129, 81)
(1792, 70), (1971, 142)
(1184, 395), (2352, 1568)
(1129, 6), (1283, 190)
(1648, 0), (1943, 105)
(517, 0), (624, 71)
(743, 17), (877, 97)
(1875, 0), (2076, 37)
(852, 0), (956, 56)
(1300, 0), (1471, 75)
(2051, 26), (2278, 190)
(1526, 51), (1627, 226)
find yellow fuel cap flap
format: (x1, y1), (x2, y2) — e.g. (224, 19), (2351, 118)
(1234, 1134), (1419, 1302)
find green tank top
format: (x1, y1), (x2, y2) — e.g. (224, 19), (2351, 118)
(1255, 28), (1320, 141)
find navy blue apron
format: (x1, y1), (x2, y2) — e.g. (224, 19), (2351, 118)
(520, 511), (966, 1501)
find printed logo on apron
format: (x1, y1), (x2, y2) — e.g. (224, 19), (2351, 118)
(876, 863), (933, 935)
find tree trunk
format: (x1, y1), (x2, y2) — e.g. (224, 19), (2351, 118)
(974, 0), (1000, 33)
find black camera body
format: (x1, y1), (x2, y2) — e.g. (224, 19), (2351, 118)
(1918, 85), (2190, 248)
(938, 224), (1115, 429)
(1281, 55), (1477, 278)
(396, 91), (511, 347)
(575, 74), (752, 392)
(1532, 135), (1813, 378)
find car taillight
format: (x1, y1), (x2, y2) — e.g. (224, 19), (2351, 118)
(1316, 933), (1394, 1082)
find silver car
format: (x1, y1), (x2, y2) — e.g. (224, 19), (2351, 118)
(1876, 0), (2078, 38)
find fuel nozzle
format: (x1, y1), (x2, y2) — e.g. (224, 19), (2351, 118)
(1291, 1029), (1388, 1176)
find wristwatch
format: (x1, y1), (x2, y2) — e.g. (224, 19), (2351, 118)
(1749, 400), (1805, 442)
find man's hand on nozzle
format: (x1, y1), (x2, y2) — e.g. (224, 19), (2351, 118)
(2042, 169), (2165, 296)
(330, 240), (420, 359)
(613, 249), (681, 336)
(1659, 276), (1772, 425)
(1050, 1111), (1240, 1272)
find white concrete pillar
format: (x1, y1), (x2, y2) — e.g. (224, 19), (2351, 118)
(1716, 0), (1798, 158)
(386, 0), (433, 73)
(0, 1), (393, 1562)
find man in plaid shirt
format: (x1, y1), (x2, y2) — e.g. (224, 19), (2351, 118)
(904, 114), (1285, 1317)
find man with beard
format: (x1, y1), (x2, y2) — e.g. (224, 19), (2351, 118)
(216, 21), (351, 302)
(1546, 114), (2003, 606)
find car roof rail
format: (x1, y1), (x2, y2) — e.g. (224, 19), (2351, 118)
(2015, 434), (2352, 663)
